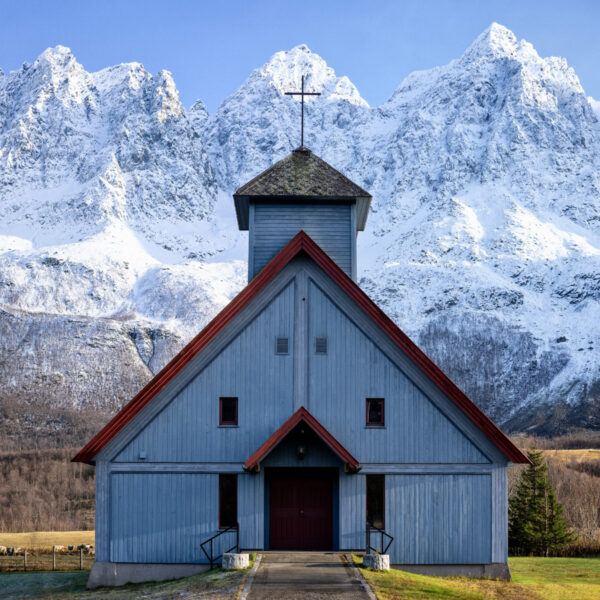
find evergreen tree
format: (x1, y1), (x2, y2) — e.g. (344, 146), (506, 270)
(509, 449), (575, 555)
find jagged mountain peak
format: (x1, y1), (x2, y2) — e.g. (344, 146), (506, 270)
(93, 61), (150, 91)
(2, 45), (92, 108)
(385, 20), (590, 139)
(0, 45), (218, 260)
(29, 45), (88, 86)
(202, 43), (369, 189)
(465, 22), (520, 58)
(256, 44), (367, 107)
(38, 44), (76, 63)
(459, 23), (584, 96)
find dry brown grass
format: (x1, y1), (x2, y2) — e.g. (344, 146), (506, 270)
(0, 531), (94, 549)
(511, 430), (600, 450)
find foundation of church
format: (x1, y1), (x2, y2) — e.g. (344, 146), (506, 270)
(86, 561), (211, 589)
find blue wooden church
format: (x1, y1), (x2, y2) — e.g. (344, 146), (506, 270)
(75, 147), (528, 587)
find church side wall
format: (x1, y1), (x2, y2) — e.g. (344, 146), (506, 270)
(492, 465), (508, 562)
(339, 471), (366, 550)
(238, 471), (264, 550)
(109, 472), (221, 563)
(94, 460), (109, 562)
(385, 473), (492, 564)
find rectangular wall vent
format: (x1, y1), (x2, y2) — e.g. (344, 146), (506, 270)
(276, 337), (289, 355)
(315, 337), (328, 354)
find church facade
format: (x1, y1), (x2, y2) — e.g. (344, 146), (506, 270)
(75, 148), (528, 587)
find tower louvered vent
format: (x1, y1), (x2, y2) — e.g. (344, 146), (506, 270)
(315, 337), (328, 354)
(276, 337), (289, 354)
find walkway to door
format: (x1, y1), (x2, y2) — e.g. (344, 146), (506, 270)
(246, 552), (373, 600)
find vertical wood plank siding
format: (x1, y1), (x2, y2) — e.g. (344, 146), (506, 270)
(95, 460), (110, 562)
(110, 473), (224, 563)
(238, 472), (264, 550)
(114, 282), (295, 462)
(492, 466), (508, 562)
(251, 203), (354, 279)
(386, 474), (492, 564)
(307, 280), (489, 463)
(339, 472), (366, 549)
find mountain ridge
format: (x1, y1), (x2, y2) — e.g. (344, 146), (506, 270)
(0, 23), (599, 442)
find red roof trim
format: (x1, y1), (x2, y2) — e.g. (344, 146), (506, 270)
(73, 230), (528, 464)
(244, 406), (360, 471)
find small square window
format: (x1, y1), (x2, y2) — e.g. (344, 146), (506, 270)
(276, 337), (289, 355)
(366, 398), (384, 426)
(219, 397), (238, 426)
(315, 337), (327, 354)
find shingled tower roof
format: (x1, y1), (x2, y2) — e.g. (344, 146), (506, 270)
(233, 147), (372, 230)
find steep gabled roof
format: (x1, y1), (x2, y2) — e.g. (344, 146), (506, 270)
(73, 231), (528, 464)
(244, 407), (360, 472)
(233, 148), (372, 230)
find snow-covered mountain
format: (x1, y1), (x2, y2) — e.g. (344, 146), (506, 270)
(1, 24), (598, 440)
(0, 46), (245, 421)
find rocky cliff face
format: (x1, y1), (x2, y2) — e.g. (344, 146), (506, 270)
(1, 24), (598, 442)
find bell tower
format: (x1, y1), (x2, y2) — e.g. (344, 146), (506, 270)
(233, 147), (371, 282)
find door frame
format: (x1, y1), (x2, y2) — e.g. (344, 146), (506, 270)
(264, 467), (339, 550)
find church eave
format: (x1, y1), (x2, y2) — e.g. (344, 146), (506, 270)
(233, 194), (371, 231)
(244, 406), (360, 473)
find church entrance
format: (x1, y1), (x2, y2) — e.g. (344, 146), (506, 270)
(268, 468), (334, 550)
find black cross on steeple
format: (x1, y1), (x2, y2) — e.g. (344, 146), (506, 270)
(285, 75), (321, 149)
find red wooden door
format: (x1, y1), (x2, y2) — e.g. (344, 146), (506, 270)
(269, 473), (333, 550)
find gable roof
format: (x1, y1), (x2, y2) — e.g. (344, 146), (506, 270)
(73, 231), (528, 465)
(233, 148), (372, 230)
(245, 407), (360, 473)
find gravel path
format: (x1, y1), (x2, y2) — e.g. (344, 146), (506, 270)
(246, 552), (372, 600)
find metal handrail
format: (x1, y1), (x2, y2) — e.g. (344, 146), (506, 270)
(200, 523), (239, 567)
(365, 522), (394, 555)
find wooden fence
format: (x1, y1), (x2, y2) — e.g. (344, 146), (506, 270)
(0, 546), (94, 572)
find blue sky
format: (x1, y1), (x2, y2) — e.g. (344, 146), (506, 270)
(0, 0), (599, 111)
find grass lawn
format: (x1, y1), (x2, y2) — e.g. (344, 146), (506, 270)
(0, 532), (95, 551)
(353, 555), (600, 600)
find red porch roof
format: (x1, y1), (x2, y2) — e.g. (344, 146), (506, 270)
(73, 230), (528, 464)
(244, 406), (360, 472)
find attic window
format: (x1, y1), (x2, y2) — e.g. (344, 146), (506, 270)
(219, 397), (238, 426)
(366, 398), (385, 427)
(315, 337), (328, 354)
(276, 337), (289, 355)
